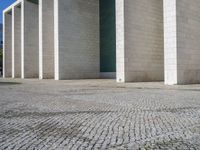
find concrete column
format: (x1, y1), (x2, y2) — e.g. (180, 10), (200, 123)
(54, 0), (100, 80)
(116, 0), (125, 82)
(21, 0), (39, 78)
(39, 0), (54, 79)
(12, 4), (22, 78)
(116, 0), (164, 82)
(3, 10), (13, 78)
(164, 0), (200, 85)
(164, 0), (177, 85)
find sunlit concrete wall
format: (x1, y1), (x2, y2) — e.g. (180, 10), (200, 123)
(165, 0), (200, 85)
(54, 0), (100, 80)
(21, 0), (39, 78)
(12, 4), (21, 78)
(3, 10), (13, 78)
(39, 0), (54, 79)
(116, 0), (164, 82)
(6, 0), (200, 86)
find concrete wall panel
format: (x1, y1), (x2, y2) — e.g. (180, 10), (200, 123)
(13, 5), (21, 78)
(22, 0), (39, 78)
(164, 0), (200, 85)
(176, 0), (200, 84)
(54, 0), (100, 80)
(39, 0), (54, 79)
(3, 11), (12, 78)
(117, 0), (164, 82)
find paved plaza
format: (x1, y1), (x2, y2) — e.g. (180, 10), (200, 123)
(1, 79), (200, 149)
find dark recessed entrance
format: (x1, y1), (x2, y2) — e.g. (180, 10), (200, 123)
(100, 0), (116, 78)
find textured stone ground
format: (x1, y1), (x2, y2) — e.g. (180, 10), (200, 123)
(1, 79), (200, 150)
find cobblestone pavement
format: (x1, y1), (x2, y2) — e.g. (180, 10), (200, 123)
(1, 79), (200, 150)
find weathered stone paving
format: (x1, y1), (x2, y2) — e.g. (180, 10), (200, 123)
(1, 79), (200, 150)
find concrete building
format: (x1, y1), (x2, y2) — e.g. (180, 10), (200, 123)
(2, 0), (200, 85)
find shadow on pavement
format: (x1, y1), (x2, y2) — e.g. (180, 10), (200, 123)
(0, 82), (22, 85)
(1, 110), (114, 119)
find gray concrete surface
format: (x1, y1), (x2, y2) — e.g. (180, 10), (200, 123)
(176, 0), (200, 84)
(13, 4), (21, 78)
(116, 0), (164, 83)
(54, 0), (100, 80)
(21, 0), (39, 78)
(1, 79), (200, 149)
(39, 0), (54, 79)
(3, 10), (12, 78)
(164, 0), (200, 85)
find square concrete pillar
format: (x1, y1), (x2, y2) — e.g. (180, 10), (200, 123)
(12, 4), (22, 78)
(116, 0), (164, 82)
(164, 0), (177, 85)
(164, 0), (200, 85)
(3, 10), (13, 78)
(39, 0), (54, 79)
(21, 0), (39, 78)
(54, 0), (100, 80)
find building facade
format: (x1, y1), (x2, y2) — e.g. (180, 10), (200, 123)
(3, 0), (200, 85)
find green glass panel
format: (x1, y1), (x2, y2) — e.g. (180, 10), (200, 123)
(100, 0), (116, 72)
